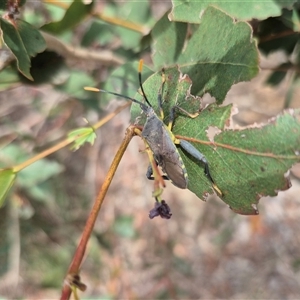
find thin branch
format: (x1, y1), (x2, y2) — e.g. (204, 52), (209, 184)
(259, 29), (296, 43)
(94, 11), (149, 35)
(41, 31), (124, 66)
(42, 0), (149, 34)
(60, 125), (135, 300)
(13, 102), (130, 173)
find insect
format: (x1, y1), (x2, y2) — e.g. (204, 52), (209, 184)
(85, 60), (222, 195)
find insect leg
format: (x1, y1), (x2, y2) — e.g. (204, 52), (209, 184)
(168, 105), (199, 131)
(157, 71), (166, 120)
(146, 163), (169, 181)
(157, 69), (198, 130)
(179, 139), (222, 195)
(146, 164), (154, 180)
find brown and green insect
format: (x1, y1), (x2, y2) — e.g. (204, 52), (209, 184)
(87, 60), (221, 195)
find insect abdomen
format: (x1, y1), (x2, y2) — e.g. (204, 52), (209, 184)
(142, 116), (188, 189)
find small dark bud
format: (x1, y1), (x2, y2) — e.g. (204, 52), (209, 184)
(149, 200), (172, 219)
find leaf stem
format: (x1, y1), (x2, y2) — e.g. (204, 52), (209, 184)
(94, 12), (149, 34)
(60, 125), (135, 300)
(12, 138), (73, 173)
(93, 102), (131, 131)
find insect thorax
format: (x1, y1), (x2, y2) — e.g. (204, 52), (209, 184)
(141, 112), (188, 189)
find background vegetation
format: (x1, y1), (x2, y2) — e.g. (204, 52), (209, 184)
(0, 0), (300, 299)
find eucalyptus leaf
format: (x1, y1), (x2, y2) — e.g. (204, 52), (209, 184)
(0, 18), (46, 80)
(152, 7), (259, 103)
(169, 0), (298, 22)
(41, 0), (94, 34)
(130, 68), (300, 215)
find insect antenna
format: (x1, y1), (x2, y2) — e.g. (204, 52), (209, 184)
(84, 87), (149, 112)
(138, 60), (152, 108)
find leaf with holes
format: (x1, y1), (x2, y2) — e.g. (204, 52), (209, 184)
(152, 6), (259, 103)
(130, 68), (300, 215)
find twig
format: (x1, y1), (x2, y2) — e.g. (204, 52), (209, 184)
(60, 125), (135, 300)
(41, 31), (124, 66)
(13, 102), (130, 173)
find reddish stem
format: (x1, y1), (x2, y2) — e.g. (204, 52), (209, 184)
(60, 126), (135, 300)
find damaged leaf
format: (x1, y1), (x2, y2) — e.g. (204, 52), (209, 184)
(130, 68), (300, 215)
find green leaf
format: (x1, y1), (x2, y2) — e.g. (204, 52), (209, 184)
(152, 7), (259, 103)
(0, 18), (46, 80)
(102, 1), (153, 50)
(0, 66), (20, 91)
(68, 127), (97, 151)
(56, 70), (96, 99)
(209, 110), (300, 214)
(151, 13), (187, 66)
(81, 20), (114, 47)
(18, 159), (64, 188)
(0, 168), (16, 207)
(41, 0), (94, 34)
(169, 0), (298, 22)
(266, 63), (291, 86)
(43, 3), (65, 23)
(16, 20), (46, 56)
(130, 68), (300, 215)
(281, 8), (300, 32)
(0, 144), (29, 165)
